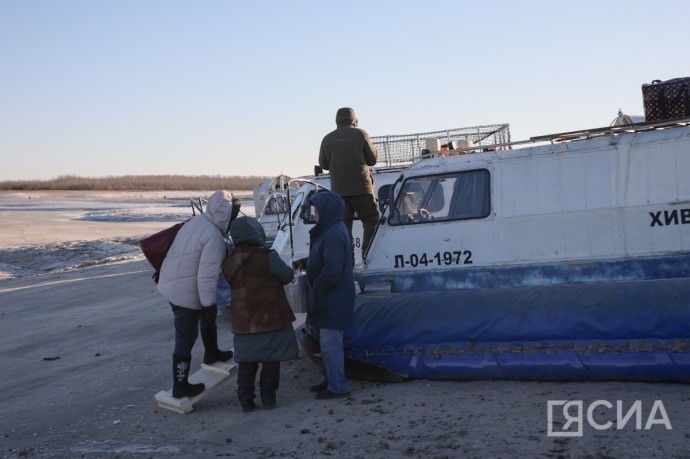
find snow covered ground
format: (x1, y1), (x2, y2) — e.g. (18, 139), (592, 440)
(0, 190), (254, 279)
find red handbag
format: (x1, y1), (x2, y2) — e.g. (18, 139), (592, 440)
(139, 220), (187, 283)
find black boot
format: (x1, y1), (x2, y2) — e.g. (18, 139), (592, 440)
(240, 398), (256, 413)
(237, 362), (258, 412)
(172, 354), (205, 399)
(200, 306), (234, 364)
(260, 362), (280, 410)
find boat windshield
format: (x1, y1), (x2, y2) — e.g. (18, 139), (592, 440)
(389, 169), (491, 225)
(263, 193), (289, 216)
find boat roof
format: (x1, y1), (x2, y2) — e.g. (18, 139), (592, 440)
(396, 116), (690, 176)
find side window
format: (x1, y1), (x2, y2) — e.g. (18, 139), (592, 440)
(448, 169), (490, 219)
(389, 169), (490, 225)
(391, 178), (436, 224)
(300, 191), (319, 224)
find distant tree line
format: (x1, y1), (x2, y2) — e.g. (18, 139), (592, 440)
(0, 174), (270, 191)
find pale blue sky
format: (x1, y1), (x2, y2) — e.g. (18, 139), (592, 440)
(1, 0), (688, 181)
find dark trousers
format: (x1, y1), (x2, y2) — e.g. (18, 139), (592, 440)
(199, 305), (218, 336)
(237, 362), (281, 403)
(171, 305), (201, 356)
(171, 304), (219, 355)
(342, 193), (379, 259)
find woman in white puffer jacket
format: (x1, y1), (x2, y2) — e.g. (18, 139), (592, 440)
(158, 189), (240, 398)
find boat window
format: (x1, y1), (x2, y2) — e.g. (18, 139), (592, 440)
(389, 169), (490, 225)
(299, 191), (319, 224)
(290, 192), (305, 222)
(263, 194), (289, 216)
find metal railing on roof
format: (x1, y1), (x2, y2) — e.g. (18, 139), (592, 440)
(529, 117), (690, 143)
(371, 123), (511, 166)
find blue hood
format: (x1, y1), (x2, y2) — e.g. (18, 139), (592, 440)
(309, 191), (344, 238)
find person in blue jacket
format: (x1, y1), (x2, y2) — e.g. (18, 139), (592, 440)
(293, 191), (355, 399)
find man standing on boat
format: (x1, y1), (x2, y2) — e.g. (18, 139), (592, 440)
(319, 107), (378, 261)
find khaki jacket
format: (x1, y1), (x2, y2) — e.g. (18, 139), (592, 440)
(319, 108), (377, 197)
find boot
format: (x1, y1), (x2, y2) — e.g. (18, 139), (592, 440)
(200, 306), (234, 365)
(172, 354), (205, 399)
(240, 398), (256, 413)
(260, 362), (280, 410)
(237, 362), (258, 412)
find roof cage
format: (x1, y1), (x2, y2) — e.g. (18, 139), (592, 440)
(371, 124), (511, 166)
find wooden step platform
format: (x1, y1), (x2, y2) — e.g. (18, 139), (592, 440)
(154, 313), (307, 414)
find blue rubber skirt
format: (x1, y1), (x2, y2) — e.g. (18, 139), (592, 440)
(341, 277), (690, 382)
